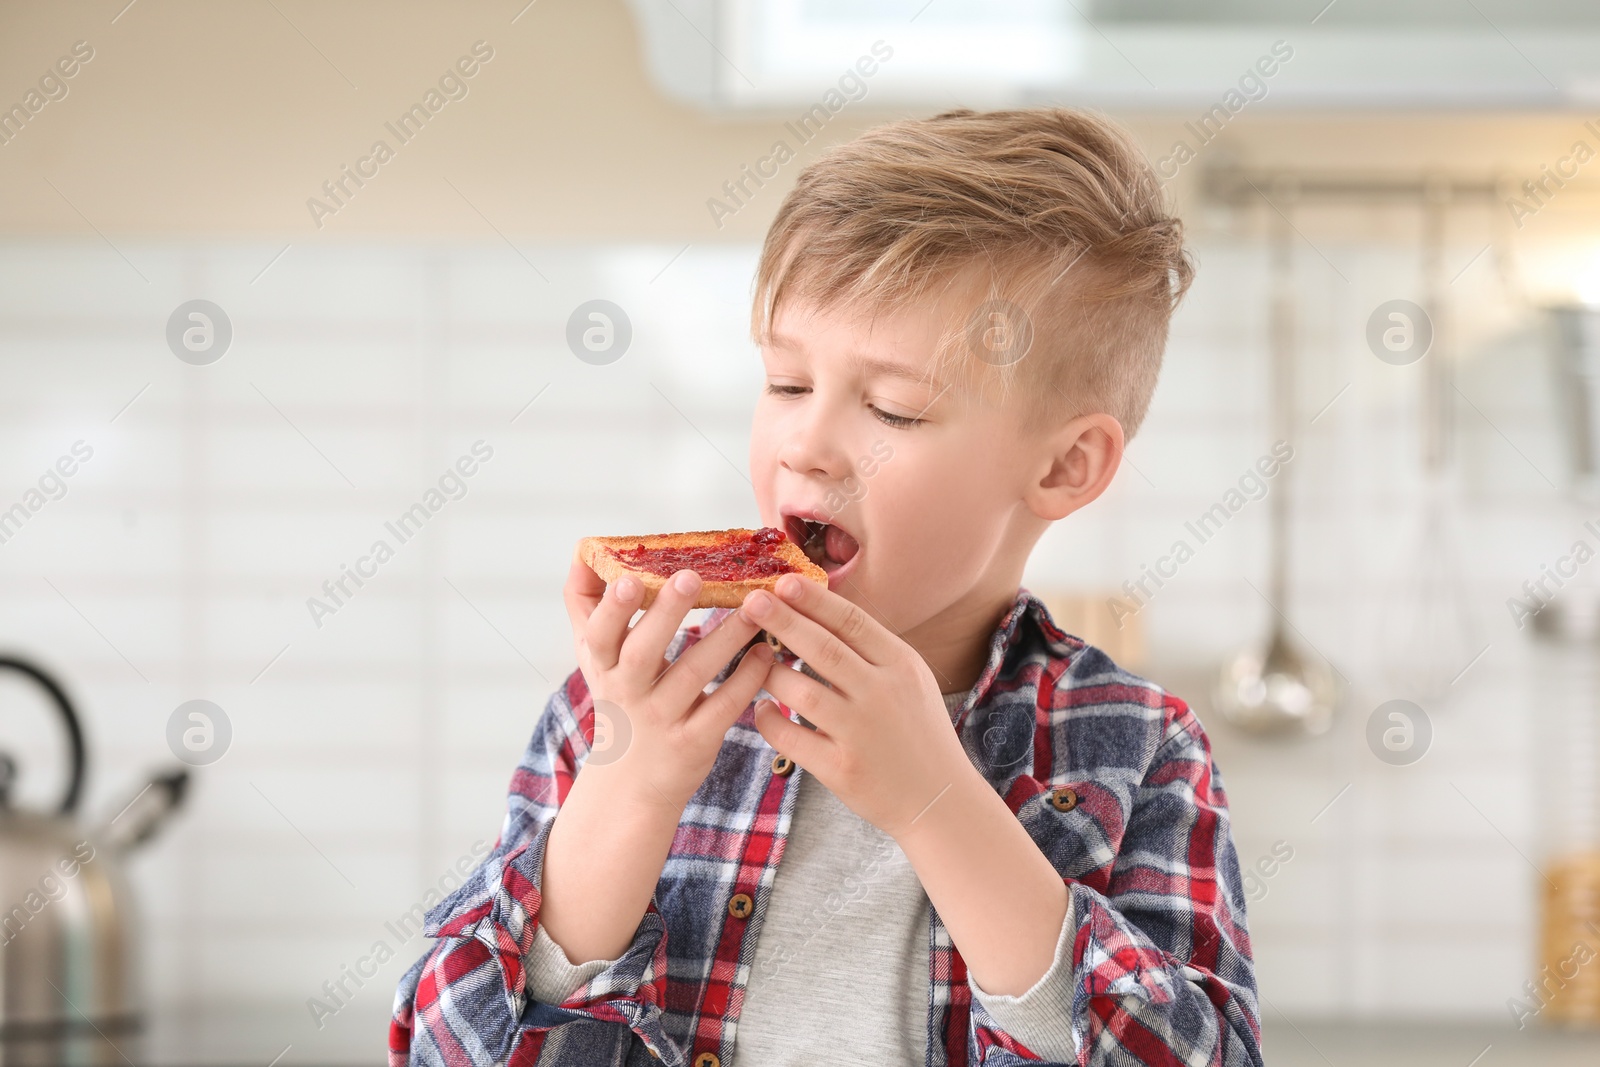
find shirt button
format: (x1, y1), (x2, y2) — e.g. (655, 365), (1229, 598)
(728, 893), (754, 919)
(694, 1054), (721, 1067)
(771, 754), (795, 776)
(1049, 786), (1079, 813)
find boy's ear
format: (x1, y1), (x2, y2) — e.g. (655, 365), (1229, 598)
(1025, 412), (1124, 521)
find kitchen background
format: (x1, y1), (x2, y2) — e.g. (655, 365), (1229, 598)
(5, 1), (1600, 1065)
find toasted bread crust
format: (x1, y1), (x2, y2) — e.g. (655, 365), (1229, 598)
(577, 528), (827, 608)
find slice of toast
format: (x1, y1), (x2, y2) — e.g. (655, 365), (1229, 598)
(578, 527), (827, 608)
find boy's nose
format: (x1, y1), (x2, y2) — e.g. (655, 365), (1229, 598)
(777, 421), (851, 481)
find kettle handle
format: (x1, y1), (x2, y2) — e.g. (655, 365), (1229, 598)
(0, 655), (86, 815)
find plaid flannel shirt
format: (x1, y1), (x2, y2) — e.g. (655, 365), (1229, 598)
(389, 588), (1263, 1067)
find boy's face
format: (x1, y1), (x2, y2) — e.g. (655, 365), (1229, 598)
(750, 295), (1045, 641)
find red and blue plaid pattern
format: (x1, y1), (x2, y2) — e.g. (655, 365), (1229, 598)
(389, 589), (1263, 1066)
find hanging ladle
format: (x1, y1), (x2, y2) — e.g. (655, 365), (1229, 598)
(1213, 185), (1338, 736)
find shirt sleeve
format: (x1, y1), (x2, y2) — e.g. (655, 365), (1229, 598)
(967, 891), (1079, 1061)
(388, 667), (683, 1067)
(969, 693), (1264, 1067)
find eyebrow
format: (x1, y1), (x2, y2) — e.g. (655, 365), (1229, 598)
(847, 353), (936, 386)
(767, 331), (938, 388)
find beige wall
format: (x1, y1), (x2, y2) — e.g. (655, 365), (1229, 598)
(2, 0), (1600, 257)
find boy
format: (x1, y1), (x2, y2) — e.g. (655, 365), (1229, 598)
(391, 107), (1261, 1067)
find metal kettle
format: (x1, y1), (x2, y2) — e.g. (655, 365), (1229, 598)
(0, 655), (188, 1066)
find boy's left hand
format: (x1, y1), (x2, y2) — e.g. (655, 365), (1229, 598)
(738, 573), (979, 840)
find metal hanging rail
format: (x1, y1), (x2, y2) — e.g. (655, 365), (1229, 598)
(1199, 167), (1506, 205)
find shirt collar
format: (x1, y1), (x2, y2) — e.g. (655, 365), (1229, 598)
(948, 586), (1079, 731)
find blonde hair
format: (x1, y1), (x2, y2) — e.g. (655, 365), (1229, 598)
(751, 107), (1194, 437)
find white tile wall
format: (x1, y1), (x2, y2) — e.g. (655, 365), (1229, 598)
(0, 233), (1588, 1061)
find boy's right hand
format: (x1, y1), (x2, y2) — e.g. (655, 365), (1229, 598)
(563, 549), (772, 815)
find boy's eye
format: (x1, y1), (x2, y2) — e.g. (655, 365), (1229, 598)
(765, 383), (922, 428)
(870, 405), (922, 429)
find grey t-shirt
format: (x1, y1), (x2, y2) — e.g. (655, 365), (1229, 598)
(730, 734), (931, 1064)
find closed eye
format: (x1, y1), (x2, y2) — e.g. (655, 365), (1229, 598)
(871, 405), (922, 429)
(766, 383), (923, 428)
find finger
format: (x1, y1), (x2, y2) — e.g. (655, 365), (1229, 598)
(654, 608), (764, 712)
(769, 573), (899, 665)
(738, 588), (869, 692)
(753, 698), (831, 774)
(759, 660), (845, 735)
(572, 567), (645, 674)
(562, 549), (607, 633)
(688, 640), (773, 735)
(615, 569), (703, 678)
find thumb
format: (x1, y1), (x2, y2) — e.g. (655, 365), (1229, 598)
(753, 698), (828, 772)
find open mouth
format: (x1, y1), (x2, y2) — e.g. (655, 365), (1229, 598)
(783, 512), (861, 575)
